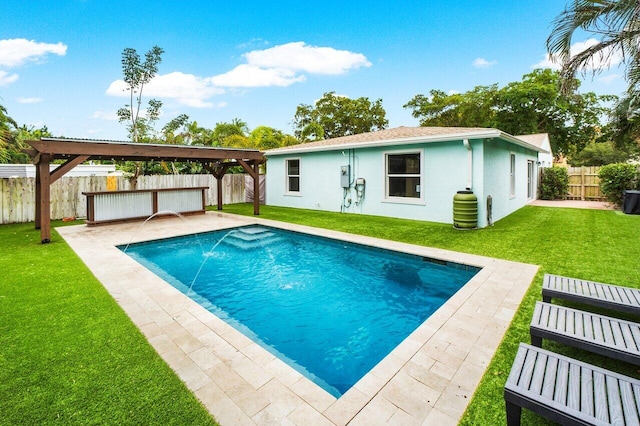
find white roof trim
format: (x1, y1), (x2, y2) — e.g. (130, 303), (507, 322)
(265, 129), (545, 156)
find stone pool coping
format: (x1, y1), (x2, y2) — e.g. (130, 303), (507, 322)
(57, 212), (538, 425)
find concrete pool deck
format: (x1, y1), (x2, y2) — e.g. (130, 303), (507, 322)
(57, 212), (538, 425)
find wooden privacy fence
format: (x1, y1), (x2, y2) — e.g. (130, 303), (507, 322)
(566, 166), (604, 201)
(0, 174), (247, 225)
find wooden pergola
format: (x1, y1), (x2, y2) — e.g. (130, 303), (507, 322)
(26, 138), (265, 244)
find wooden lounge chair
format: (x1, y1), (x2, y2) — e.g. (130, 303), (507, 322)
(531, 301), (640, 366)
(542, 273), (640, 316)
(504, 343), (640, 425)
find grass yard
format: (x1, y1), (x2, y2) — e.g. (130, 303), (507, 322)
(220, 203), (640, 425)
(0, 221), (218, 426)
(1, 205), (639, 425)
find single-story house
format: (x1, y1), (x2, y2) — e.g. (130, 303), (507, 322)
(516, 133), (553, 168)
(264, 126), (548, 228)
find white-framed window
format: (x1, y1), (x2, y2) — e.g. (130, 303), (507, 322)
(509, 153), (516, 198)
(385, 151), (423, 201)
(286, 158), (300, 194)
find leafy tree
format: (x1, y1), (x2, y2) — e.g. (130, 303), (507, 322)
(220, 133), (251, 149)
(280, 134), (300, 148)
(601, 96), (640, 157)
(211, 119), (248, 146)
(248, 126), (300, 150)
(404, 69), (611, 156)
(116, 46), (164, 142)
(179, 120), (214, 146)
(292, 92), (388, 140)
(11, 125), (53, 163)
(299, 122), (324, 142)
(404, 85), (498, 128)
(161, 114), (190, 144)
(569, 141), (630, 166)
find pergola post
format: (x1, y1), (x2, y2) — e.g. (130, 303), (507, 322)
(35, 156), (41, 229)
(33, 154), (89, 243)
(203, 163), (230, 211)
(253, 161), (260, 215)
(215, 174), (224, 211)
(237, 159), (261, 215)
(35, 154), (52, 243)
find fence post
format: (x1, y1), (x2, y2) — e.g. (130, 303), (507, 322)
(581, 166), (586, 201)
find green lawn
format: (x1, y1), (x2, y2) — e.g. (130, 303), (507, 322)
(0, 221), (218, 426)
(2, 205), (639, 425)
(220, 203), (640, 425)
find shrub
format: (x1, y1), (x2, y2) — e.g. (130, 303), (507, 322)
(598, 163), (640, 206)
(539, 167), (569, 200)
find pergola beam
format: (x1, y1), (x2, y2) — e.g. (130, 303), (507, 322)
(28, 138), (263, 161)
(50, 155), (90, 184)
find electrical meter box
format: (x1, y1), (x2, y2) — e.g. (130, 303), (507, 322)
(340, 165), (350, 188)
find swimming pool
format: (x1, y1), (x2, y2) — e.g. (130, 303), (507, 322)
(121, 225), (480, 397)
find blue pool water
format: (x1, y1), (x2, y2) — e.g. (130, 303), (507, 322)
(121, 225), (479, 396)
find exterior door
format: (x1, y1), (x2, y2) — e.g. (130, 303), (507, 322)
(527, 160), (535, 200)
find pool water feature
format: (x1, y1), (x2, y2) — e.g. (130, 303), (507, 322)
(121, 225), (480, 397)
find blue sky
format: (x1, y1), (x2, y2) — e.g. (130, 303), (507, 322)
(0, 0), (628, 141)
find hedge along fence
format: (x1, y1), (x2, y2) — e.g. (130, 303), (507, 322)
(0, 174), (248, 225)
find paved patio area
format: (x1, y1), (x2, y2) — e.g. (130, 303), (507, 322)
(57, 212), (538, 425)
(529, 199), (615, 210)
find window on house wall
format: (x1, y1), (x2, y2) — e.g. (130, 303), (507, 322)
(509, 153), (516, 197)
(385, 152), (422, 199)
(286, 159), (300, 193)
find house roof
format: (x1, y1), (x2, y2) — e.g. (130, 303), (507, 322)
(265, 126), (546, 155)
(515, 133), (551, 154)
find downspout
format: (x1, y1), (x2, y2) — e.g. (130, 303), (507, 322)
(463, 139), (472, 190)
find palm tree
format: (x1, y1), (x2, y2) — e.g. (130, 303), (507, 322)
(0, 103), (18, 163)
(547, 0), (640, 101)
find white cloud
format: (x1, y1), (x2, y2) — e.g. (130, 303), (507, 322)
(0, 38), (67, 67)
(106, 71), (225, 108)
(598, 73), (622, 84)
(0, 70), (18, 85)
(243, 41), (371, 75)
(17, 97), (43, 104)
(532, 38), (623, 71)
(213, 42), (370, 88)
(236, 38), (270, 50)
(91, 110), (119, 121)
(473, 58), (497, 69)
(211, 64), (306, 87)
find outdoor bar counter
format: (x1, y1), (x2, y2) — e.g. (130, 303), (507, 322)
(83, 187), (208, 225)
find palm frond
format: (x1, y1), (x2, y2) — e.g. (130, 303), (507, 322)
(549, 0), (640, 101)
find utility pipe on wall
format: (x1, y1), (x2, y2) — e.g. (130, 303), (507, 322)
(463, 139), (473, 190)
